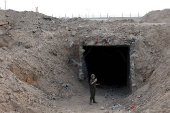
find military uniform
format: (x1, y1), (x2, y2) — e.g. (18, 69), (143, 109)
(90, 79), (96, 103)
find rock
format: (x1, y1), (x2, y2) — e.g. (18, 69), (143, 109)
(25, 44), (32, 48)
(132, 84), (136, 87)
(0, 57), (3, 62)
(104, 110), (109, 113)
(71, 31), (76, 36)
(62, 83), (69, 87)
(100, 106), (104, 110)
(166, 87), (170, 91)
(78, 25), (83, 29)
(32, 30), (36, 33)
(49, 49), (57, 56)
(80, 49), (85, 53)
(2, 47), (7, 50)
(65, 38), (68, 42)
(138, 95), (141, 98)
(8, 95), (13, 100)
(0, 73), (3, 78)
(26, 107), (31, 110)
(70, 42), (74, 47)
(51, 27), (56, 31)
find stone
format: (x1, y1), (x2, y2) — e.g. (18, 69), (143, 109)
(100, 106), (104, 110)
(26, 107), (31, 110)
(71, 31), (76, 36)
(8, 95), (13, 100)
(138, 95), (141, 98)
(2, 47), (7, 50)
(62, 83), (69, 87)
(80, 49), (85, 53)
(104, 110), (109, 113)
(25, 44), (32, 48)
(0, 57), (3, 62)
(0, 73), (3, 78)
(78, 25), (83, 29)
(70, 42), (74, 47)
(51, 27), (56, 31)
(132, 84), (136, 87)
(65, 38), (68, 42)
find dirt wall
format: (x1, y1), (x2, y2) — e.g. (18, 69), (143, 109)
(0, 9), (170, 112)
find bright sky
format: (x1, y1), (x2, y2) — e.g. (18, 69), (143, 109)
(0, 0), (170, 18)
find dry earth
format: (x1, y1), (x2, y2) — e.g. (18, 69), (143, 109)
(0, 9), (170, 113)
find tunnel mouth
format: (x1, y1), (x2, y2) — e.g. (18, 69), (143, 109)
(83, 45), (131, 94)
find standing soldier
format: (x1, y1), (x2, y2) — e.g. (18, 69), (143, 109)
(89, 74), (100, 105)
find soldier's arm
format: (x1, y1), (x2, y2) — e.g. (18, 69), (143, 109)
(90, 80), (96, 85)
(91, 81), (95, 85)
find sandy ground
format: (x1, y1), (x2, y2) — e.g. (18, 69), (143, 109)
(52, 84), (127, 113)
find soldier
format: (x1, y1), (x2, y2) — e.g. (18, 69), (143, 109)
(89, 74), (100, 105)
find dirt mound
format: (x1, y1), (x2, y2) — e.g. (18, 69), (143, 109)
(140, 9), (170, 23)
(0, 9), (170, 113)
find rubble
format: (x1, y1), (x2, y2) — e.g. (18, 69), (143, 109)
(0, 73), (3, 78)
(71, 31), (76, 36)
(100, 106), (104, 110)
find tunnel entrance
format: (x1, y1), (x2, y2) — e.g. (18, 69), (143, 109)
(83, 46), (131, 93)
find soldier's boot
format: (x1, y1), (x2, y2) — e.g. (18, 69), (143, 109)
(89, 98), (92, 105)
(93, 99), (97, 103)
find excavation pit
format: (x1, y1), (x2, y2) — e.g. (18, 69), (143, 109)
(81, 46), (132, 94)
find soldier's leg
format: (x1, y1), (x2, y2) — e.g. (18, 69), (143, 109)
(93, 88), (97, 103)
(90, 89), (93, 105)
(91, 89), (94, 102)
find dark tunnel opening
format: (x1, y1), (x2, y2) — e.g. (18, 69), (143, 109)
(83, 46), (131, 93)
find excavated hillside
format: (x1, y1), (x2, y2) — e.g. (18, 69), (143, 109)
(0, 9), (170, 113)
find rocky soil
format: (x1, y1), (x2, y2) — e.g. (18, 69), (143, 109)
(0, 9), (170, 113)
